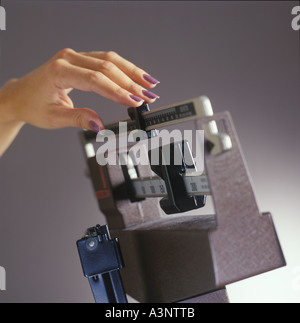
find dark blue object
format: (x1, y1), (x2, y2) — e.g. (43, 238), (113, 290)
(77, 224), (127, 303)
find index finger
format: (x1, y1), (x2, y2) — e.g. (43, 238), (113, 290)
(81, 51), (160, 88)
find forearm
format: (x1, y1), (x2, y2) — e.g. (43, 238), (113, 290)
(0, 81), (25, 157)
(0, 120), (24, 157)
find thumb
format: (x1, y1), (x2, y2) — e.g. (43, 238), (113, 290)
(50, 106), (105, 132)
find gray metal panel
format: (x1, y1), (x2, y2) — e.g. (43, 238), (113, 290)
(114, 221), (217, 303)
(197, 112), (286, 287)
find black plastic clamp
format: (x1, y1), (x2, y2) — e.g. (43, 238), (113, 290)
(76, 224), (127, 303)
(128, 102), (152, 138)
(149, 140), (206, 214)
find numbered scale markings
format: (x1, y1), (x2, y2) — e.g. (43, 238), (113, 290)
(131, 173), (210, 199)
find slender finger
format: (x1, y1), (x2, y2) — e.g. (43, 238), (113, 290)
(62, 51), (160, 103)
(82, 51), (160, 88)
(47, 58), (146, 107)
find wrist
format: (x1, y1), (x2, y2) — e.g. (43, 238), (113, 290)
(0, 79), (25, 127)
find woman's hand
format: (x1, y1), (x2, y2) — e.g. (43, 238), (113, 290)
(0, 48), (160, 134)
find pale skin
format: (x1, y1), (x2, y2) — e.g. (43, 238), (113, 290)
(0, 48), (160, 157)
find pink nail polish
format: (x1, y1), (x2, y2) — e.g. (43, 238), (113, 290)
(142, 90), (160, 99)
(129, 94), (143, 102)
(143, 74), (160, 85)
(89, 120), (100, 133)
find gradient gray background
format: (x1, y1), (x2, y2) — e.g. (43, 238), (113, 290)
(0, 0), (299, 303)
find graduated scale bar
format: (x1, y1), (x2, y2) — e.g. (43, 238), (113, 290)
(131, 173), (210, 199)
(83, 97), (209, 141)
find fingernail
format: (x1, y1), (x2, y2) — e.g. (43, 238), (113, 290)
(143, 74), (160, 85)
(89, 120), (100, 133)
(142, 89), (160, 99)
(129, 94), (144, 102)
